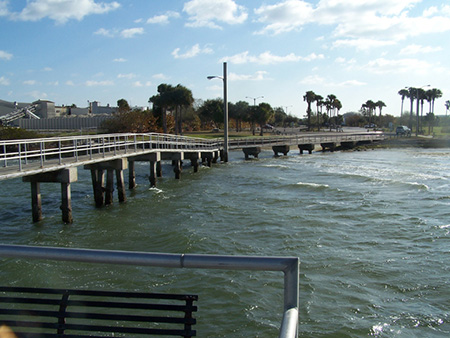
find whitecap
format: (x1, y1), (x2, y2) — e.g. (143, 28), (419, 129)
(296, 182), (329, 189)
(149, 187), (163, 194)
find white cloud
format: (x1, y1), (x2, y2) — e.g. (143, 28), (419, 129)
(332, 38), (396, 51)
(29, 90), (47, 100)
(23, 80), (37, 85)
(254, 0), (450, 50)
(13, 0), (120, 24)
(118, 73), (136, 79)
(0, 1), (9, 16)
(400, 44), (443, 55)
(228, 71), (268, 81)
(363, 57), (437, 75)
(300, 74), (326, 85)
(120, 27), (144, 38)
(43, 67), (52, 71)
(147, 11), (180, 24)
(94, 28), (114, 37)
(254, 0), (314, 35)
(65, 80), (75, 86)
(223, 51), (323, 65)
(172, 44), (213, 59)
(85, 80), (114, 86)
(132, 81), (152, 87)
(300, 75), (366, 87)
(0, 76), (10, 85)
(113, 58), (126, 62)
(0, 50), (13, 61)
(153, 73), (169, 80)
(183, 0), (247, 29)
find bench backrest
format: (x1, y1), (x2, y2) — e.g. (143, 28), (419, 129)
(0, 286), (197, 337)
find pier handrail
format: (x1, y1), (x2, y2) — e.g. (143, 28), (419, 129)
(0, 244), (299, 338)
(227, 132), (385, 149)
(1, 133), (221, 172)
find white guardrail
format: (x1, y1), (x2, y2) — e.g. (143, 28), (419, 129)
(0, 132), (385, 173)
(0, 244), (300, 338)
(228, 132), (385, 148)
(0, 133), (222, 171)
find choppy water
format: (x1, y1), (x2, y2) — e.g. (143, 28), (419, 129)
(0, 147), (449, 337)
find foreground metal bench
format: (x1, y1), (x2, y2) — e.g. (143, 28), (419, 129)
(0, 286), (197, 337)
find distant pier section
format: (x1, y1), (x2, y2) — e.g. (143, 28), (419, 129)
(0, 131), (384, 223)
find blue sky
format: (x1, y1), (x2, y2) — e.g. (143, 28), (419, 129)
(1, 0), (449, 117)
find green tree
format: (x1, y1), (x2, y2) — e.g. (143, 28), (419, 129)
(197, 99), (223, 128)
(375, 100), (386, 126)
(117, 99), (130, 113)
(398, 89), (409, 116)
(407, 87), (416, 129)
(171, 84), (194, 135)
(149, 84), (175, 134)
(445, 100), (450, 116)
(429, 88), (443, 114)
(254, 102), (274, 136)
(303, 90), (316, 131)
(273, 107), (287, 127)
(229, 100), (249, 132)
(314, 94), (323, 131)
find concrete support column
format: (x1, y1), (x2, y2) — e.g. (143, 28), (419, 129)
(298, 144), (314, 155)
(105, 169), (114, 205)
(116, 169), (126, 203)
(173, 160), (182, 179)
(84, 158), (128, 207)
(23, 168), (78, 223)
(191, 158), (199, 172)
(156, 161), (162, 177)
(60, 182), (72, 223)
(31, 181), (42, 222)
(90, 169), (104, 207)
(128, 160), (136, 190)
(149, 161), (157, 187)
(272, 145), (290, 157)
(242, 147), (261, 160)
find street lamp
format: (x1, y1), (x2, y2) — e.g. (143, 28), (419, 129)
(245, 96), (264, 106)
(207, 62), (228, 162)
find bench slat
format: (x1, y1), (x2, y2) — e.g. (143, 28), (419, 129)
(0, 286), (197, 337)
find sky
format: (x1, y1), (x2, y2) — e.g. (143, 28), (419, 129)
(1, 0), (450, 118)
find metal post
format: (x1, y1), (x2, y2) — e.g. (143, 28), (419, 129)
(223, 62), (229, 163)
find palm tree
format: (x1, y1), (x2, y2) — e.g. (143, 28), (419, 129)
(314, 94), (323, 131)
(362, 100), (376, 125)
(429, 88), (443, 114)
(407, 87), (416, 129)
(303, 90), (316, 131)
(326, 94), (337, 130)
(375, 100), (386, 126)
(398, 89), (409, 116)
(172, 84), (194, 135)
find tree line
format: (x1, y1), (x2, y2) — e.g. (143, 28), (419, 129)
(102, 83), (301, 135)
(303, 91), (342, 131)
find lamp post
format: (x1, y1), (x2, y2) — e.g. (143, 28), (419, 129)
(245, 96), (264, 135)
(245, 96), (264, 106)
(207, 62), (228, 162)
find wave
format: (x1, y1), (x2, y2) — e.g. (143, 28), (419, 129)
(296, 182), (330, 189)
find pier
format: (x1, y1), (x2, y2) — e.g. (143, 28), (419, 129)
(0, 131), (384, 222)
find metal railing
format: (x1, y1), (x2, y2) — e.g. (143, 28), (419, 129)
(0, 244), (299, 338)
(228, 132), (385, 149)
(1, 133), (221, 172)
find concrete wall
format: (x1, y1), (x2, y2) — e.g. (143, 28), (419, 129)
(18, 116), (112, 131)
